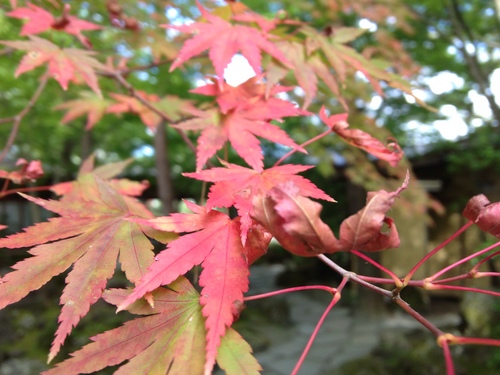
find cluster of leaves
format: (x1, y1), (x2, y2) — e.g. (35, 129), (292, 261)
(0, 1), (499, 375)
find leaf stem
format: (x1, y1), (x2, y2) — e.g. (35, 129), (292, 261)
(274, 129), (332, 166)
(0, 185), (53, 199)
(351, 249), (403, 286)
(403, 221), (473, 284)
(291, 278), (347, 375)
(424, 283), (500, 297)
(427, 239), (500, 282)
(244, 285), (336, 301)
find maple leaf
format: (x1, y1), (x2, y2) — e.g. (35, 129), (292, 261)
(0, 36), (105, 96)
(54, 91), (111, 130)
(319, 106), (403, 167)
(107, 91), (161, 129)
(192, 76), (298, 115)
(43, 277), (261, 375)
(129, 29), (179, 63)
(338, 171), (409, 251)
(463, 195), (500, 238)
(50, 155), (149, 199)
(117, 202), (270, 374)
(0, 158), (43, 184)
(253, 182), (341, 256)
(175, 78), (306, 171)
(253, 173), (409, 255)
(0, 175), (168, 362)
(7, 3), (101, 48)
(266, 41), (347, 110)
(301, 26), (434, 111)
(184, 160), (333, 243)
(166, 1), (290, 80)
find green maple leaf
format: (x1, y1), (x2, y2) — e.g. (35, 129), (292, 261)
(43, 277), (261, 375)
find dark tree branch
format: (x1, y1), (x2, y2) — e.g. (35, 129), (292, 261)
(448, 0), (500, 125)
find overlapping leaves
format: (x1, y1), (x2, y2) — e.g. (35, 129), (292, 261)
(175, 77), (306, 171)
(43, 277), (261, 375)
(117, 201), (270, 374)
(0, 174), (168, 362)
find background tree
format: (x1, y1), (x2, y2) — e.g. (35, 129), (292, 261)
(0, 1), (499, 374)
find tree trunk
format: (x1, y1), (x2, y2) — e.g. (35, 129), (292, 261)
(154, 121), (174, 215)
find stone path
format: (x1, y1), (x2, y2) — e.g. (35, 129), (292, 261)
(246, 265), (461, 375)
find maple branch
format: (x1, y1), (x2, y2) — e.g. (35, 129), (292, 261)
(0, 47), (14, 56)
(99, 60), (171, 77)
(110, 71), (199, 155)
(0, 74), (49, 164)
(316, 254), (392, 297)
(351, 249), (403, 286)
(0, 184), (53, 199)
(393, 295), (444, 337)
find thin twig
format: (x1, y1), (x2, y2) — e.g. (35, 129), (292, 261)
(0, 74), (49, 164)
(317, 254), (392, 297)
(98, 59), (171, 77)
(110, 71), (199, 156)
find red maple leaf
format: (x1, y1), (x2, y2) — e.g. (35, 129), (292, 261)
(252, 182), (341, 256)
(185, 160), (333, 242)
(338, 171), (409, 251)
(0, 158), (43, 184)
(42, 277), (261, 375)
(166, 1), (290, 80)
(266, 41), (348, 110)
(117, 202), (270, 374)
(252, 173), (409, 256)
(463, 195), (500, 238)
(7, 3), (101, 48)
(319, 106), (403, 167)
(175, 78), (307, 171)
(0, 36), (106, 96)
(0, 175), (165, 362)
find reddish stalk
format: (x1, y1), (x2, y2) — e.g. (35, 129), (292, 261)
(403, 221), (473, 284)
(273, 129), (332, 167)
(244, 285), (336, 302)
(471, 249), (500, 273)
(394, 295), (444, 337)
(428, 240), (500, 282)
(351, 249), (403, 286)
(291, 277), (348, 375)
(0, 185), (53, 199)
(424, 283), (500, 297)
(452, 336), (500, 347)
(437, 336), (456, 375)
